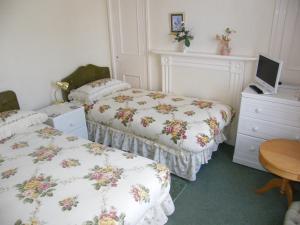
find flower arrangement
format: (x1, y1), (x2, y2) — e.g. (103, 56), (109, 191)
(216, 27), (236, 55)
(174, 22), (194, 51)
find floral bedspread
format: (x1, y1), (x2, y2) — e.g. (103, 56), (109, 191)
(0, 124), (171, 225)
(86, 89), (233, 153)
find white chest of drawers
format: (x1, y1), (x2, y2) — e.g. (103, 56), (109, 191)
(39, 102), (88, 139)
(233, 86), (300, 170)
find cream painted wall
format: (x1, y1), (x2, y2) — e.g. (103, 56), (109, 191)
(148, 0), (276, 90)
(0, 0), (111, 110)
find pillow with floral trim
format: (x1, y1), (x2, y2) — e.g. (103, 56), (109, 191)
(0, 110), (48, 140)
(68, 79), (131, 104)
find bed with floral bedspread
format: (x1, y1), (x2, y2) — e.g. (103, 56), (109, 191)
(0, 124), (174, 225)
(85, 88), (234, 181)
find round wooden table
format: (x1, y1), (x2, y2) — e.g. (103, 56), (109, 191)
(256, 139), (300, 206)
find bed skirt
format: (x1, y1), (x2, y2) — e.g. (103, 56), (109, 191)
(87, 120), (226, 181)
(138, 193), (174, 225)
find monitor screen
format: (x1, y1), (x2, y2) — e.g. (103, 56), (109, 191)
(256, 55), (280, 88)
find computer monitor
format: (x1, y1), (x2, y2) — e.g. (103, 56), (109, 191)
(255, 55), (283, 94)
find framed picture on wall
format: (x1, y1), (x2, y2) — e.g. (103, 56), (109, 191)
(170, 13), (185, 33)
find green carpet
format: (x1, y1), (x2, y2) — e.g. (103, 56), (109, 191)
(167, 144), (300, 225)
(170, 175), (188, 201)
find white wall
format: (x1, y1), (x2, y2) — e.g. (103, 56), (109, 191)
(148, 0), (276, 90)
(0, 0), (111, 110)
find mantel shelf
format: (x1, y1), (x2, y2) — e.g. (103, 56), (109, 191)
(151, 49), (257, 61)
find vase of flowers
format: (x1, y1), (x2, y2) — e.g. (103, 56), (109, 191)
(174, 22), (194, 53)
(216, 27), (236, 56)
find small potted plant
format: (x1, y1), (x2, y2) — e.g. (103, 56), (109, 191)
(174, 22), (194, 53)
(216, 27), (236, 55)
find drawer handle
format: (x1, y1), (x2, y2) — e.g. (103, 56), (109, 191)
(69, 123), (75, 127)
(252, 127), (259, 132)
(255, 108), (262, 113)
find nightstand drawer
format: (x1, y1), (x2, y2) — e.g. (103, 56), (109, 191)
(50, 109), (86, 132)
(240, 98), (300, 127)
(233, 134), (265, 171)
(238, 116), (300, 140)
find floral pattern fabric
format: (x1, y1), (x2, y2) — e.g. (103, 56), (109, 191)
(0, 124), (173, 225)
(87, 88), (233, 153)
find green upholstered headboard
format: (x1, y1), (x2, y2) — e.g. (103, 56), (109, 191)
(61, 64), (111, 101)
(0, 90), (20, 112)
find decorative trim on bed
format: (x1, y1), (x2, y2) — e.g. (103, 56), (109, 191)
(138, 192), (174, 225)
(87, 120), (226, 181)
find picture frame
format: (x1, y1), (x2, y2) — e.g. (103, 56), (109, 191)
(170, 13), (185, 34)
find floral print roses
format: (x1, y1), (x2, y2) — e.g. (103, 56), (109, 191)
(16, 174), (57, 204)
(113, 95), (133, 103)
(147, 92), (166, 100)
(59, 196), (79, 211)
(131, 184), (150, 203)
(0, 110), (17, 121)
(84, 207), (125, 225)
(29, 145), (62, 163)
(11, 142), (29, 150)
(114, 108), (137, 126)
(148, 163), (170, 188)
(1, 168), (17, 179)
(84, 165), (124, 190)
(192, 100), (213, 109)
(162, 119), (188, 144)
(36, 127), (62, 139)
(205, 117), (220, 136)
(99, 105), (110, 113)
(61, 159), (80, 168)
(83, 143), (108, 156)
(140, 117), (155, 127)
(196, 134), (211, 147)
(153, 104), (177, 114)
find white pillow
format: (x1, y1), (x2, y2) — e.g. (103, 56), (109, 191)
(0, 110), (48, 140)
(72, 78), (123, 95)
(68, 79), (131, 104)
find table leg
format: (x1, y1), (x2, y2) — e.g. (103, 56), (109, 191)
(256, 178), (282, 194)
(280, 178), (288, 194)
(285, 180), (293, 206)
(256, 178), (293, 206)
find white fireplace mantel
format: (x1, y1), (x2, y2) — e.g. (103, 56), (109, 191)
(151, 49), (257, 144)
(151, 50), (257, 61)
(151, 49), (257, 111)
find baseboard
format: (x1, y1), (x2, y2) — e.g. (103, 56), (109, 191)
(232, 157), (266, 171)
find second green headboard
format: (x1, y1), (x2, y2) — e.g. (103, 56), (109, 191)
(61, 64), (111, 101)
